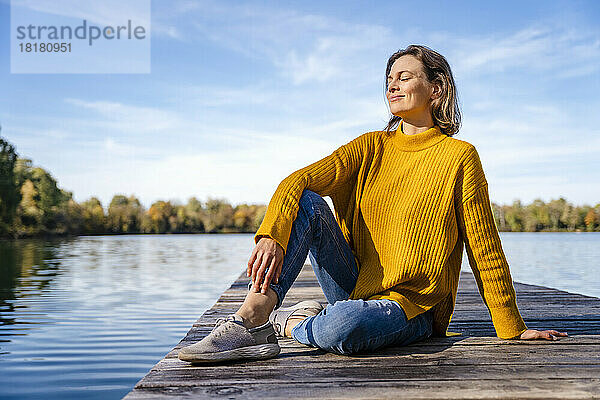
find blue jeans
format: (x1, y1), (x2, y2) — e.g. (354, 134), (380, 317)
(255, 189), (434, 355)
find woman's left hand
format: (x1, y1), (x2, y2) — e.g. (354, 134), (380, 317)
(519, 329), (568, 340)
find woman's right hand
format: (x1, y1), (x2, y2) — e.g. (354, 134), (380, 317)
(247, 237), (284, 294)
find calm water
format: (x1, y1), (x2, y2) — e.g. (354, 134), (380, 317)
(0, 232), (598, 399)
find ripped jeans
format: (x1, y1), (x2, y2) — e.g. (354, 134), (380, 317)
(254, 189), (433, 355)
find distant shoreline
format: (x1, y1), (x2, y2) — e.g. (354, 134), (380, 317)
(2, 230), (599, 243)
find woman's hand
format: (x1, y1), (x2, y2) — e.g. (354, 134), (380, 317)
(247, 237), (284, 294)
(519, 329), (568, 341)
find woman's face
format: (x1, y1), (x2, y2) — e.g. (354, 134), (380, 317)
(386, 55), (437, 120)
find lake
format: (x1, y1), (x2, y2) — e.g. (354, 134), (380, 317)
(0, 232), (598, 399)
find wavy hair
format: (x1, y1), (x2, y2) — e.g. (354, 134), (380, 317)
(383, 45), (461, 137)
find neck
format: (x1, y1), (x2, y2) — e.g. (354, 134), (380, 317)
(389, 120), (447, 152)
(396, 114), (435, 135)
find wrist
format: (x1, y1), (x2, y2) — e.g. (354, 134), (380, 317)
(512, 328), (529, 340)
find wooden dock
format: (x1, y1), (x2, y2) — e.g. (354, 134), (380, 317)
(124, 265), (600, 399)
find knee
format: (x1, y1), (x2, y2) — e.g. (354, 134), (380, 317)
(299, 189), (330, 218)
(298, 189), (329, 217)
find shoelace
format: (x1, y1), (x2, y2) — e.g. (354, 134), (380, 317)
(272, 321), (282, 336)
(211, 315), (237, 338)
(214, 316), (234, 327)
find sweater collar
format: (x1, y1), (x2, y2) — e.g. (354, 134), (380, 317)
(390, 120), (448, 152)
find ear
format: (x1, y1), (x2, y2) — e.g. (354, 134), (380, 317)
(430, 81), (442, 100)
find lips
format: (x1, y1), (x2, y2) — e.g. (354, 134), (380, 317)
(389, 95), (405, 102)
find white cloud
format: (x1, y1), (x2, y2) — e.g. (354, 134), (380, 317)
(12, 0), (150, 26)
(64, 98), (187, 134)
(176, 84), (278, 107)
(275, 26), (392, 85)
(449, 24), (600, 79)
(152, 24), (183, 40)
(172, 1), (394, 86)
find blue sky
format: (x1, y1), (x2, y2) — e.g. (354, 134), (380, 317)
(1, 0), (599, 209)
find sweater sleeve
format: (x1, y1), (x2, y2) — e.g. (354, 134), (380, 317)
(455, 146), (528, 340)
(254, 132), (370, 254)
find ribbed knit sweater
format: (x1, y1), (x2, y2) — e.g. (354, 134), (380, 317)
(254, 121), (528, 339)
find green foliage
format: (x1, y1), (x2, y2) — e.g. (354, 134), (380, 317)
(233, 204), (266, 232)
(107, 194), (144, 233)
(491, 198), (599, 232)
(181, 197), (206, 232)
(80, 197), (106, 234)
(203, 197), (234, 233)
(142, 200), (176, 233)
(11, 157), (74, 237)
(0, 133), (19, 236)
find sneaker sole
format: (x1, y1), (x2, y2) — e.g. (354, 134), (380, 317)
(178, 343), (280, 363)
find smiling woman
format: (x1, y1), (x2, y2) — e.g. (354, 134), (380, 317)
(177, 44), (568, 365)
(383, 45), (461, 137)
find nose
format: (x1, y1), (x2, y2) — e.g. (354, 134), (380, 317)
(387, 78), (399, 93)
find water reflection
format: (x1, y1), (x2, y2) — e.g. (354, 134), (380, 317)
(0, 234), (255, 400)
(0, 239), (65, 334)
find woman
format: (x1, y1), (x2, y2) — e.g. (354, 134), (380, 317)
(178, 44), (568, 363)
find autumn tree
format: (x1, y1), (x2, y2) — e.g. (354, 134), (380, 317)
(503, 200), (525, 232)
(584, 208), (598, 232)
(252, 205), (266, 231)
(54, 198), (84, 235)
(183, 197), (205, 232)
(0, 132), (19, 236)
(14, 179), (43, 236)
(203, 197), (234, 233)
(233, 204), (254, 232)
(143, 200), (177, 233)
(11, 159), (72, 236)
(107, 194), (144, 233)
(80, 197), (107, 234)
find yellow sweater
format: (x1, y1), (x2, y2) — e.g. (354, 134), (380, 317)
(255, 121), (528, 339)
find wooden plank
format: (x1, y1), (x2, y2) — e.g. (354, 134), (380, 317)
(124, 379), (600, 399)
(149, 350), (600, 370)
(134, 366), (600, 388)
(123, 265), (600, 399)
(166, 336), (600, 356)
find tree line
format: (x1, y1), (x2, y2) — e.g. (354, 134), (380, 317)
(1, 133), (599, 239)
(0, 133), (266, 238)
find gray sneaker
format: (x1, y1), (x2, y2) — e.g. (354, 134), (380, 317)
(178, 314), (280, 363)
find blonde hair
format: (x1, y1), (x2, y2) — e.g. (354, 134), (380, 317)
(383, 45), (461, 136)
